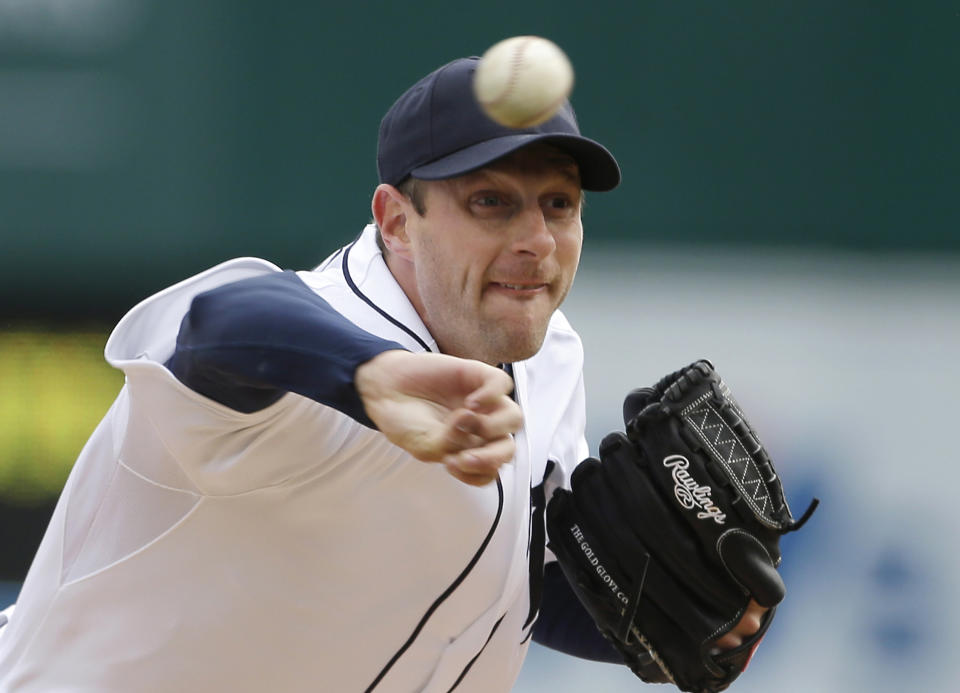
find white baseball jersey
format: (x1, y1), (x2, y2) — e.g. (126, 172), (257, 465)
(0, 225), (589, 692)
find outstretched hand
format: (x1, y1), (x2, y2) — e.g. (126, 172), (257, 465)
(355, 350), (523, 486)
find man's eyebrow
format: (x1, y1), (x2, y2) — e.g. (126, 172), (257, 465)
(547, 160), (581, 185)
(557, 166), (581, 185)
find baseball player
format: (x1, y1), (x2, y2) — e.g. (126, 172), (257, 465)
(0, 57), (768, 692)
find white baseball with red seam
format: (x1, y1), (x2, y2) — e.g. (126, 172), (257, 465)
(473, 36), (574, 128)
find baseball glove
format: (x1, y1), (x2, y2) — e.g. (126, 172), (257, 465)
(546, 360), (818, 692)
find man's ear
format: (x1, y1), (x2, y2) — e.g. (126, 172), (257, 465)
(371, 184), (412, 257)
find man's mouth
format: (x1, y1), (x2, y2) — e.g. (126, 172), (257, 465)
(488, 282), (549, 294)
(493, 282), (547, 291)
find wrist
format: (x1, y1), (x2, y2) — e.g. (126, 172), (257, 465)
(355, 349), (409, 400)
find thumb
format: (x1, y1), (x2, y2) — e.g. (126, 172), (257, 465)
(717, 530), (786, 607)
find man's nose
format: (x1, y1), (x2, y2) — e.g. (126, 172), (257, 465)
(511, 206), (556, 258)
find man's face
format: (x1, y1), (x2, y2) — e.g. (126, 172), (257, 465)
(399, 145), (584, 364)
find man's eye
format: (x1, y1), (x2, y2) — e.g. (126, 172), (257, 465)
(547, 197), (571, 209)
(475, 195), (501, 206)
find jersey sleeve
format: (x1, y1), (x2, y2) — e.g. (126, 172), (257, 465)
(165, 270), (405, 427)
(103, 259), (407, 495)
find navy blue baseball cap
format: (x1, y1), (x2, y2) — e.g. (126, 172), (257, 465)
(377, 57), (621, 192)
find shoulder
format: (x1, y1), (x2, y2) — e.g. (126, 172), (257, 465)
(106, 257), (283, 366)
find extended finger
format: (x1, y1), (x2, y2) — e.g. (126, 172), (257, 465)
(712, 630), (743, 651)
(463, 369), (516, 412)
(444, 466), (500, 487)
(442, 436), (515, 483)
(444, 409), (488, 453)
(711, 600), (768, 651)
(731, 599), (766, 637)
(451, 399), (521, 439)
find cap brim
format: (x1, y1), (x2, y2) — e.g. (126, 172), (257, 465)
(409, 133), (621, 192)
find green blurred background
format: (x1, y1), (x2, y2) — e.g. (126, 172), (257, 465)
(2, 1), (957, 322)
(0, 2), (958, 689)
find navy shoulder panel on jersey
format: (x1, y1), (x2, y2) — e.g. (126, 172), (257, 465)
(533, 562), (622, 663)
(165, 270), (405, 426)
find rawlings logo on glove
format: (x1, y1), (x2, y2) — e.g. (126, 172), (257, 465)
(663, 455), (727, 525)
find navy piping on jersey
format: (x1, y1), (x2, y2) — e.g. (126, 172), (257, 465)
(519, 624), (534, 646)
(315, 246), (345, 272)
(365, 477), (505, 692)
(522, 458), (551, 635)
(447, 614), (506, 692)
(342, 239), (433, 352)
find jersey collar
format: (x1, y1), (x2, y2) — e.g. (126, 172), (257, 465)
(340, 224), (439, 353)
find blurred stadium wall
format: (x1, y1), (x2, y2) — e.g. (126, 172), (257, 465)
(1, 2), (957, 691)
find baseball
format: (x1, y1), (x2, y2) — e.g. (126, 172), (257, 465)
(473, 36), (574, 128)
